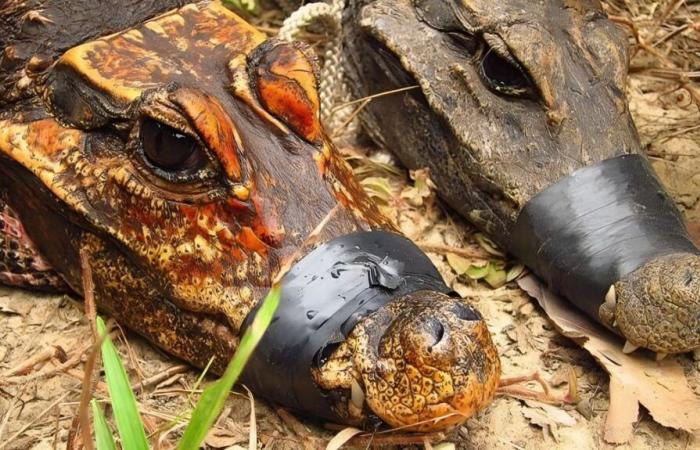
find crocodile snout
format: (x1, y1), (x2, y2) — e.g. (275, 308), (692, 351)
(603, 253), (700, 357)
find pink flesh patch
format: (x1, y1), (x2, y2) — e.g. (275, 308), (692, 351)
(0, 201), (67, 290)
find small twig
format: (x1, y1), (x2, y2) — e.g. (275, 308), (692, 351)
(0, 342), (93, 386)
(131, 365), (189, 392)
(348, 431), (445, 447)
(3, 346), (63, 377)
(79, 247), (98, 340)
(0, 392), (71, 450)
(330, 98), (370, 139)
(244, 386), (257, 450)
(416, 242), (490, 260)
(499, 372), (550, 396)
(497, 372), (573, 406)
(72, 248), (102, 450)
(0, 384), (27, 444)
(74, 333), (108, 450)
(649, 0), (685, 40)
(329, 85), (419, 114)
(275, 408), (324, 450)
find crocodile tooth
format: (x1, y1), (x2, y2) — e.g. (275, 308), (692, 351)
(350, 379), (365, 409)
(622, 341), (639, 354)
(655, 353), (668, 362)
(605, 285), (616, 307)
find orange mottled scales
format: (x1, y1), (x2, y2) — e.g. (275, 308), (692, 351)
(0, 0), (499, 431)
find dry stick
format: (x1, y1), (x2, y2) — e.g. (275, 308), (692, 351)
(330, 98), (370, 139)
(116, 327), (146, 388)
(328, 85), (420, 138)
(0, 392), (71, 450)
(649, 0), (686, 40)
(497, 372), (570, 406)
(131, 364), (189, 392)
(275, 408), (324, 450)
(329, 85), (419, 114)
(0, 384), (27, 443)
(651, 23), (691, 48)
(0, 341), (93, 386)
(244, 386), (258, 450)
(73, 247), (101, 450)
(3, 346), (63, 377)
(349, 431), (446, 447)
(608, 13), (700, 112)
(416, 242), (490, 259)
(80, 248), (98, 340)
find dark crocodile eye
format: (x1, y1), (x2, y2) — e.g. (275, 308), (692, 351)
(139, 119), (209, 176)
(480, 48), (533, 98)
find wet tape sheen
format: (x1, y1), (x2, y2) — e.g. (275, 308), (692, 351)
(239, 230), (451, 422)
(510, 154), (700, 326)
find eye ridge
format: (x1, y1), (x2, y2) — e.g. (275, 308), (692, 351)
(139, 118), (213, 182)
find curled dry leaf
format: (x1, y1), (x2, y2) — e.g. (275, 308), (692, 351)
(326, 427), (363, 450)
(518, 275), (700, 444)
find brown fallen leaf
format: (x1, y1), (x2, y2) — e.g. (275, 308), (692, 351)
(204, 428), (247, 449)
(0, 296), (32, 316)
(521, 406), (560, 442)
(518, 275), (700, 444)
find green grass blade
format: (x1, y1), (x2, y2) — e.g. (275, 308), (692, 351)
(177, 285), (281, 450)
(91, 399), (117, 450)
(96, 317), (149, 450)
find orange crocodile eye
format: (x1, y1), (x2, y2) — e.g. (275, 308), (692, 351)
(250, 41), (322, 143)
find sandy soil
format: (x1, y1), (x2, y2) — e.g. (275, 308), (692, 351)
(1, 0), (699, 449)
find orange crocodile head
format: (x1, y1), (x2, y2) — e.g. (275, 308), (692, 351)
(0, 1), (388, 370)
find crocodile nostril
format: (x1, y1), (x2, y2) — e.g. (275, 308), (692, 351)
(684, 269), (694, 286)
(452, 302), (481, 321)
(424, 317), (445, 350)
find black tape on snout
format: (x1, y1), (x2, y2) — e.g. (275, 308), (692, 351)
(510, 154), (700, 325)
(239, 230), (450, 422)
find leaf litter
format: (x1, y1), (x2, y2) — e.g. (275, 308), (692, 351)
(2, 0), (700, 449)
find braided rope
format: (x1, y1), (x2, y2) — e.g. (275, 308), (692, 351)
(278, 0), (357, 143)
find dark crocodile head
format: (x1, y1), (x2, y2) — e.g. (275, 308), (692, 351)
(344, 0), (700, 355)
(0, 1), (499, 430)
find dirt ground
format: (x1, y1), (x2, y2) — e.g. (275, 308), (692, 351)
(1, 0), (699, 449)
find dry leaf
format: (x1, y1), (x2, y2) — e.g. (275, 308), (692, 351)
(521, 407), (560, 442)
(446, 253), (472, 275)
(326, 427), (363, 450)
(401, 169), (434, 207)
(518, 275), (700, 444)
(0, 296), (32, 316)
(205, 427), (247, 449)
(524, 400), (576, 427)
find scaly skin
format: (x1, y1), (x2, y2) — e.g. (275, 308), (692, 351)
(314, 291), (500, 430)
(0, 1), (499, 430)
(601, 254), (700, 355)
(342, 0), (700, 355)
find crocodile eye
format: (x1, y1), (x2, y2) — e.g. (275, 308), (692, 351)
(480, 47), (533, 98)
(139, 119), (210, 179)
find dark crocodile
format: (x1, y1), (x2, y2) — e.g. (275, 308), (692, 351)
(0, 0), (500, 431)
(342, 0), (700, 357)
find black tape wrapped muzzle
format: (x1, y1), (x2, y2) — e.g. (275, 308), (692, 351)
(510, 154), (700, 326)
(239, 230), (451, 422)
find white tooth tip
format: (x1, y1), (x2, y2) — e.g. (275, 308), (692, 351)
(605, 285), (616, 305)
(350, 379), (365, 409)
(622, 341), (639, 354)
(656, 352), (668, 362)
